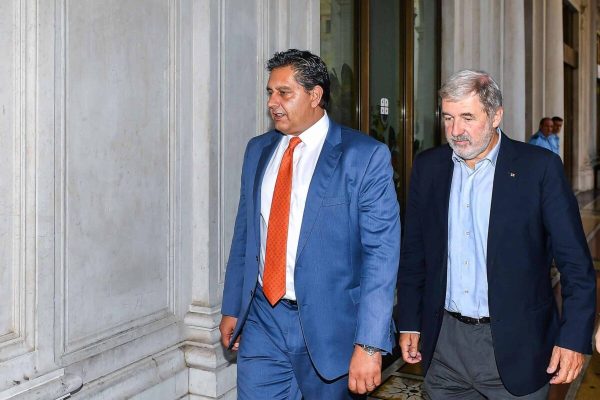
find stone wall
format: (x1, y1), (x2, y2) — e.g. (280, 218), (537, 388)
(0, 1), (319, 398)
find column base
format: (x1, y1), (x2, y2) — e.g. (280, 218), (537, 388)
(575, 165), (594, 192)
(184, 304), (237, 399)
(0, 369), (82, 400)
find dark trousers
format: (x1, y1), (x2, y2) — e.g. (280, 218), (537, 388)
(424, 312), (549, 399)
(237, 287), (361, 400)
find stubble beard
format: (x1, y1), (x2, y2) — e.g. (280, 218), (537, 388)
(449, 121), (495, 161)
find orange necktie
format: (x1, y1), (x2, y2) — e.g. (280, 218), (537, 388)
(263, 136), (302, 306)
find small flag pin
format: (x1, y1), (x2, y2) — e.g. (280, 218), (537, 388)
(510, 172), (516, 177)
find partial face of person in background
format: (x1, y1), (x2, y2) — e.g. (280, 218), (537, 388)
(540, 118), (554, 137)
(552, 120), (563, 134)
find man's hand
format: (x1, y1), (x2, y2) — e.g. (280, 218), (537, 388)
(547, 345), (584, 384)
(595, 323), (600, 353)
(348, 345), (382, 394)
(399, 332), (422, 364)
(219, 315), (240, 351)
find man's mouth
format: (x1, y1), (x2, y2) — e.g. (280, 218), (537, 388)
(452, 135), (471, 145)
(271, 111), (286, 120)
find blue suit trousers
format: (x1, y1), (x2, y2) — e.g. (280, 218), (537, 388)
(237, 287), (363, 400)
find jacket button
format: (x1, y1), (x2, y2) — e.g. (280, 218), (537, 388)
(255, 256), (259, 262)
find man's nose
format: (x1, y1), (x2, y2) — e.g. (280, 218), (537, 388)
(450, 120), (463, 136)
(267, 94), (278, 109)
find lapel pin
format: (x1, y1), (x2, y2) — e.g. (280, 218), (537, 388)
(510, 172), (516, 177)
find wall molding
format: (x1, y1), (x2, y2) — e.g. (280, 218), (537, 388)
(0, 0), (37, 367)
(71, 347), (186, 399)
(53, 0), (181, 366)
(0, 369), (81, 400)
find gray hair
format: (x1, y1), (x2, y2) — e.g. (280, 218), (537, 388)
(439, 69), (502, 118)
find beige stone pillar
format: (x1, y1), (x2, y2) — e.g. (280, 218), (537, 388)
(573, 0), (597, 191)
(441, 0), (526, 141)
(545, 0), (565, 158)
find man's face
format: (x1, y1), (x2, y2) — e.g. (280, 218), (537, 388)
(540, 119), (554, 136)
(266, 66), (322, 135)
(552, 120), (563, 134)
(441, 93), (502, 162)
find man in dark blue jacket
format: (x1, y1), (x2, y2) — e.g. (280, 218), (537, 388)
(397, 69), (595, 399)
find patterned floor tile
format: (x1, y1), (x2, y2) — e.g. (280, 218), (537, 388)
(369, 374), (427, 400)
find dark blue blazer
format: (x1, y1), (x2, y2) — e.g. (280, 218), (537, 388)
(397, 133), (596, 396)
(222, 120), (401, 380)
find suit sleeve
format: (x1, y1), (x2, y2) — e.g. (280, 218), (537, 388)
(355, 144), (401, 353)
(542, 154), (596, 353)
(396, 155), (426, 332)
(221, 144), (250, 318)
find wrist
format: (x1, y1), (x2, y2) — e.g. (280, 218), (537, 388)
(357, 343), (382, 356)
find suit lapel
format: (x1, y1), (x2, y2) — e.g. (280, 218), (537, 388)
(253, 132), (282, 255)
(437, 148), (454, 237)
(436, 147), (454, 285)
(487, 133), (519, 283)
(295, 122), (343, 261)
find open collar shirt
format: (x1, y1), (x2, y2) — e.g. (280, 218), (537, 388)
(445, 132), (501, 319)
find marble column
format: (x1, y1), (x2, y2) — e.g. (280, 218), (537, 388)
(545, 0), (565, 158)
(573, 0), (596, 191)
(183, 1), (320, 399)
(441, 0), (527, 141)
(502, 0), (527, 142)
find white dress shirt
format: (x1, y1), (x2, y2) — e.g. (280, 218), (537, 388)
(259, 112), (329, 300)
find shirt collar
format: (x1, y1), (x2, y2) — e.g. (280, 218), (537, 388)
(535, 130), (556, 140)
(280, 112), (329, 148)
(451, 128), (502, 167)
(294, 111), (329, 148)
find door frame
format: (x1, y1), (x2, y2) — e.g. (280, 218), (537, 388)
(357, 0), (441, 204)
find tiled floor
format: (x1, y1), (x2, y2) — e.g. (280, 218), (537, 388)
(369, 361), (428, 400)
(370, 190), (600, 400)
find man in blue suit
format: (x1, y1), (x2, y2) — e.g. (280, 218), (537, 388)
(219, 49), (400, 399)
(397, 70), (595, 399)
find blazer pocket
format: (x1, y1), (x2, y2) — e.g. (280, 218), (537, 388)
(322, 195), (350, 207)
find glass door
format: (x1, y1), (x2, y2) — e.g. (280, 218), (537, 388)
(320, 0), (440, 205)
(367, 0), (405, 202)
(320, 0), (359, 129)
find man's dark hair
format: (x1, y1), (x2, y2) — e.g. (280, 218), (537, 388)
(552, 116), (563, 122)
(539, 117), (552, 127)
(267, 49), (330, 109)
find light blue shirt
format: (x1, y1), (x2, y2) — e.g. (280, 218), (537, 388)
(445, 133), (501, 319)
(529, 131), (559, 155)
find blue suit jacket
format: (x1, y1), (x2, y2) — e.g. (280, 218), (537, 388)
(397, 133), (596, 396)
(222, 120), (401, 380)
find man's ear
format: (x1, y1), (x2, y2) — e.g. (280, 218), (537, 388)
(492, 106), (504, 129)
(310, 85), (324, 108)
